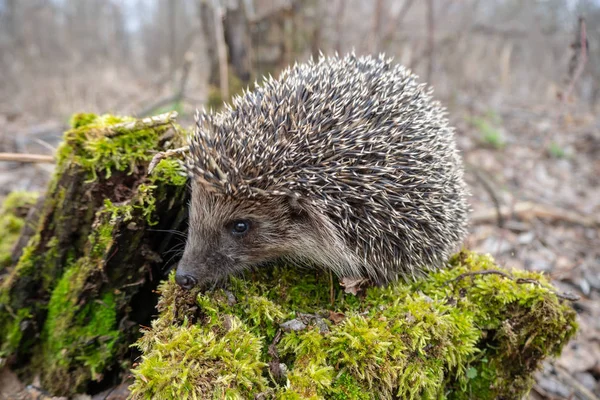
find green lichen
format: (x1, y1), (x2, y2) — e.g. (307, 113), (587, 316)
(0, 191), (38, 271)
(131, 251), (577, 399)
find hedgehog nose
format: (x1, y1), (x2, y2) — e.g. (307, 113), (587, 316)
(175, 273), (198, 290)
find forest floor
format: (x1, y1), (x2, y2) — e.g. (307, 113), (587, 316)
(0, 91), (598, 399)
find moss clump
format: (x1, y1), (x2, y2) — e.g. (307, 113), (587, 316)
(130, 251), (577, 399)
(0, 191), (38, 271)
(150, 159), (187, 187)
(58, 113), (174, 181)
(29, 205), (120, 390)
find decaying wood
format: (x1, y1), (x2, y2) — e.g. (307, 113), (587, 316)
(105, 111), (178, 137)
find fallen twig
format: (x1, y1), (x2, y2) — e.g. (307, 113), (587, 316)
(471, 201), (599, 228)
(105, 112), (178, 138)
(147, 146), (190, 175)
(0, 153), (54, 164)
(450, 270), (580, 301)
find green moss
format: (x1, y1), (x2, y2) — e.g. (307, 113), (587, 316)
(103, 183), (158, 226)
(150, 159), (188, 187)
(69, 113), (99, 129)
(41, 260), (120, 387)
(37, 210), (121, 392)
(0, 112), (190, 394)
(0, 233), (40, 357)
(130, 280), (268, 399)
(131, 251), (577, 399)
(0, 192), (38, 271)
(61, 113), (173, 181)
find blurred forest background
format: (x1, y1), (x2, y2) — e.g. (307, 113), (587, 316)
(0, 0), (599, 399)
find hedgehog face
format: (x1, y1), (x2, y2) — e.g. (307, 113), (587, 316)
(175, 181), (315, 289)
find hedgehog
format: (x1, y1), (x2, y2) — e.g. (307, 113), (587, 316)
(175, 53), (469, 290)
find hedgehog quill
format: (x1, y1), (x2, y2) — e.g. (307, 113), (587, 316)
(176, 53), (469, 290)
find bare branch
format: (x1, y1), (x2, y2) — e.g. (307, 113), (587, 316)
(147, 146), (190, 175)
(333, 0), (346, 54)
(105, 112), (179, 138)
(0, 153), (55, 164)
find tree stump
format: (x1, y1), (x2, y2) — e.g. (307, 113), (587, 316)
(0, 112), (189, 395)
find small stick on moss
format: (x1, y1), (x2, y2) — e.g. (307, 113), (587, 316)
(105, 111), (179, 138)
(147, 146), (190, 175)
(451, 270), (580, 301)
(0, 152), (54, 164)
(451, 270), (512, 283)
(329, 269), (335, 307)
(268, 329), (285, 381)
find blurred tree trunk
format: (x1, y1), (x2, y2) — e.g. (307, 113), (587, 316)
(199, 0), (220, 87)
(224, 0), (252, 84)
(370, 0), (384, 53)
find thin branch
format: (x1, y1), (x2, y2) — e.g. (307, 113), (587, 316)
(0, 153), (54, 163)
(471, 201), (600, 229)
(147, 146), (190, 175)
(333, 0), (346, 54)
(466, 163), (504, 228)
(370, 0), (384, 53)
(105, 112), (178, 138)
(450, 270), (580, 301)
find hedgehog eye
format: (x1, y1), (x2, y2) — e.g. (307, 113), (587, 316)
(230, 219), (251, 236)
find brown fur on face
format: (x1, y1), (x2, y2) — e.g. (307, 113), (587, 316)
(176, 181), (360, 288)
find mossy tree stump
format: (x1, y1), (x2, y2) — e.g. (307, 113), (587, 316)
(0, 113), (189, 395)
(0, 113), (578, 399)
(129, 252), (577, 400)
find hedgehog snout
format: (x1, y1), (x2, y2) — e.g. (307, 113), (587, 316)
(175, 272), (198, 290)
